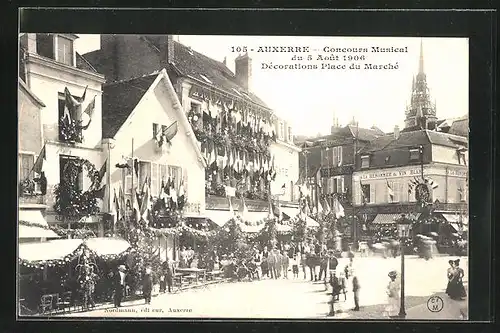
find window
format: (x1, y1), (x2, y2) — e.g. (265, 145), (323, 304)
(290, 181), (294, 201)
(287, 126), (292, 142)
(56, 36), (73, 66)
(60, 155), (83, 192)
(409, 148), (421, 161)
(338, 146), (343, 166)
(336, 177), (344, 193)
(169, 166), (183, 191)
(361, 184), (371, 203)
(36, 34), (54, 60)
(279, 122), (284, 140)
(388, 181), (403, 203)
(361, 155), (370, 169)
(19, 153), (35, 182)
(457, 180), (466, 202)
(332, 178), (338, 194)
(124, 168), (132, 195)
(138, 161), (151, 191)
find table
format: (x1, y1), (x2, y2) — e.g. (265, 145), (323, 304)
(175, 268), (206, 283)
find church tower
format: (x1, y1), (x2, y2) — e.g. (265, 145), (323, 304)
(404, 40), (438, 130)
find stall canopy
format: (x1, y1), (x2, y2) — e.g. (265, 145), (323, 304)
(19, 237), (131, 262)
(205, 210), (235, 227)
(442, 214), (469, 232)
(18, 209), (60, 239)
(19, 225), (60, 239)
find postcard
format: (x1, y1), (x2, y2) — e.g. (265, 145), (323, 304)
(18, 33), (468, 320)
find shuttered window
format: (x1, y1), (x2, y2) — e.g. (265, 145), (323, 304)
(19, 154), (34, 181)
(369, 184), (376, 204)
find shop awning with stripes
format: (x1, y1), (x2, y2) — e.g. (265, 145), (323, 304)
(372, 214), (401, 224)
(442, 214), (468, 232)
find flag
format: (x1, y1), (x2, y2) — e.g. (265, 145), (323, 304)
(159, 179), (166, 201)
(279, 183), (286, 196)
(64, 86), (86, 122)
(267, 198), (274, 219)
(408, 177), (420, 195)
(426, 177), (439, 190)
(317, 200), (324, 215)
(141, 176), (149, 196)
(134, 159), (139, 178)
(79, 95), (96, 130)
(295, 169), (306, 186)
(238, 196), (248, 218)
(31, 145), (46, 175)
(119, 186), (126, 219)
(115, 156), (131, 169)
(178, 178), (186, 210)
(333, 196), (345, 218)
(111, 189), (119, 222)
(132, 188), (141, 221)
(140, 184), (151, 224)
(162, 121), (179, 144)
(98, 159), (107, 182)
(94, 184), (106, 200)
(228, 197), (235, 216)
(386, 179), (394, 201)
(323, 198), (331, 213)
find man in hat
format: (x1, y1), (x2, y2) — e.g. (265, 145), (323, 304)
(352, 269), (360, 311)
(328, 271), (341, 316)
(385, 270), (400, 318)
(142, 265), (154, 304)
(113, 264), (127, 307)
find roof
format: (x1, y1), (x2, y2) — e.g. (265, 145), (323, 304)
(448, 118), (468, 137)
(19, 79), (46, 107)
(361, 129), (467, 153)
(76, 52), (98, 73)
(165, 39), (270, 109)
(102, 74), (158, 138)
(316, 124), (383, 143)
(84, 36), (270, 110)
(101, 69), (207, 168)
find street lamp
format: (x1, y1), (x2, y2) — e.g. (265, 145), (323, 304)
(396, 214), (412, 319)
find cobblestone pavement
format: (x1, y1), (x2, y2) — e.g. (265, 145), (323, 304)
(62, 255), (468, 320)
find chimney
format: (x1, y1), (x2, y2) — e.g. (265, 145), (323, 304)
(394, 125), (400, 140)
(159, 35), (174, 70)
(235, 53), (252, 91)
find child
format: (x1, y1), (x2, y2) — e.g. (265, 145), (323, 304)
(292, 254), (299, 278)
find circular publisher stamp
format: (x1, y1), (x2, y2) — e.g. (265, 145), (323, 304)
(427, 296), (444, 312)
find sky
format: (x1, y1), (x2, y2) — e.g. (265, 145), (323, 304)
(75, 35), (468, 136)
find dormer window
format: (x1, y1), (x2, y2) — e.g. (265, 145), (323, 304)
(360, 155), (370, 169)
(56, 35), (74, 66)
(35, 34), (74, 66)
(409, 148), (421, 161)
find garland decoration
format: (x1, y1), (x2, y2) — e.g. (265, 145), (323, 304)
(18, 220), (97, 239)
(53, 157), (102, 220)
(59, 117), (84, 143)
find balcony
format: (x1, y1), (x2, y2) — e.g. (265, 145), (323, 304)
(19, 195), (46, 206)
(59, 118), (83, 144)
(320, 165), (354, 177)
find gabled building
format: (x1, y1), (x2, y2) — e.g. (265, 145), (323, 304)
(18, 79), (60, 242)
(19, 33), (107, 236)
(299, 118), (384, 214)
(84, 35), (301, 225)
(101, 69), (207, 260)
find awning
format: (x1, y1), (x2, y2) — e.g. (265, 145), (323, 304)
(276, 223), (292, 233)
(442, 214), (468, 225)
(205, 210), (235, 227)
(372, 214), (401, 224)
(280, 207), (299, 219)
(18, 209), (48, 226)
(19, 239), (82, 262)
(84, 237), (131, 256)
(19, 225), (60, 239)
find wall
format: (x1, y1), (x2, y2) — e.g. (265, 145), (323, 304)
(269, 141), (300, 203)
(109, 76), (206, 215)
(352, 164), (467, 206)
(432, 145), (467, 165)
(18, 88), (43, 154)
(25, 56), (104, 149)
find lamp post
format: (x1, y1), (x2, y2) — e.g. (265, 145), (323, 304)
(397, 214), (411, 319)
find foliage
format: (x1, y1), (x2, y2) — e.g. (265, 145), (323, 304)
(208, 218), (253, 261)
(53, 157), (102, 220)
(59, 117), (83, 143)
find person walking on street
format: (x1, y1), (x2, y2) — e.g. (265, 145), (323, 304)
(352, 271), (360, 311)
(113, 265), (127, 307)
(339, 271), (347, 301)
(445, 260), (455, 297)
(268, 250), (277, 279)
(384, 270), (400, 318)
(300, 252), (308, 280)
(142, 265), (153, 304)
(328, 271), (341, 316)
(281, 250), (290, 279)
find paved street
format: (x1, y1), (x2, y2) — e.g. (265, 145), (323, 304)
(63, 255), (468, 319)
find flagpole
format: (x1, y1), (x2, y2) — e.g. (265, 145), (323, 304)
(131, 138), (135, 225)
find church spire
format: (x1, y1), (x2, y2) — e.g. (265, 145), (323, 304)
(418, 38), (424, 74)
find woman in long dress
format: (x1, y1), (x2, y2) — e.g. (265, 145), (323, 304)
(450, 259), (467, 300)
(445, 260), (455, 297)
(385, 271), (400, 318)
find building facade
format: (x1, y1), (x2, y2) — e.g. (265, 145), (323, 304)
(84, 35), (301, 225)
(19, 33), (107, 235)
(101, 69), (207, 261)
